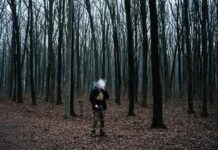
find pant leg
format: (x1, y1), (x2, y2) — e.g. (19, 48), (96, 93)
(91, 110), (99, 132)
(99, 111), (105, 131)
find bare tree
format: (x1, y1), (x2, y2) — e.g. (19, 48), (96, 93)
(201, 0), (208, 117)
(149, 0), (165, 128)
(85, 0), (98, 80)
(8, 0), (23, 103)
(140, 0), (148, 107)
(70, 0), (76, 116)
(57, 0), (66, 105)
(106, 0), (121, 105)
(184, 0), (195, 114)
(125, 0), (135, 116)
(29, 0), (36, 105)
(45, 0), (55, 103)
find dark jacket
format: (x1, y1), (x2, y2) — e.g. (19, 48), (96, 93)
(89, 87), (109, 111)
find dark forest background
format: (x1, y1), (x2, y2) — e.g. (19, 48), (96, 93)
(0, 0), (217, 126)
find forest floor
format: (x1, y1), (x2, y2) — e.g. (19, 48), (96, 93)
(0, 96), (218, 150)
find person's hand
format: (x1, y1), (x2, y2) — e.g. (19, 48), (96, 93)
(99, 87), (105, 91)
(94, 105), (99, 109)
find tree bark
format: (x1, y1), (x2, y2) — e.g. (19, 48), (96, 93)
(85, 0), (98, 80)
(184, 0), (195, 114)
(149, 0), (165, 128)
(45, 0), (55, 103)
(70, 0), (76, 116)
(29, 0), (36, 105)
(76, 7), (81, 94)
(8, 0), (23, 103)
(105, 0), (121, 105)
(125, 0), (135, 116)
(201, 0), (208, 117)
(140, 0), (148, 107)
(57, 0), (65, 105)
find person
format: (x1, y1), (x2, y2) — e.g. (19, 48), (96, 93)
(89, 79), (109, 137)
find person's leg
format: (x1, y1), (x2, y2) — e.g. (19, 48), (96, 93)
(99, 111), (107, 136)
(91, 110), (98, 136)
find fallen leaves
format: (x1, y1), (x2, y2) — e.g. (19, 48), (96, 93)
(0, 97), (218, 150)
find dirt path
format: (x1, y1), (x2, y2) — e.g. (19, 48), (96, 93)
(0, 99), (218, 150)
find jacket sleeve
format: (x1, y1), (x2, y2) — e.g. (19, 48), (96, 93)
(104, 90), (109, 99)
(89, 89), (98, 105)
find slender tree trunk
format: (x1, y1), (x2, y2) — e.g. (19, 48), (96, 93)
(85, 0), (98, 80)
(125, 0), (135, 116)
(70, 0), (76, 116)
(159, 0), (169, 101)
(134, 0), (139, 103)
(41, 0), (47, 97)
(105, 0), (121, 105)
(208, 4), (214, 105)
(0, 39), (5, 92)
(149, 0), (165, 128)
(8, 28), (14, 98)
(216, 1), (218, 90)
(12, 27), (17, 102)
(29, 0), (36, 105)
(184, 0), (195, 114)
(76, 7), (81, 94)
(140, 0), (148, 107)
(45, 0), (55, 103)
(34, 14), (38, 94)
(57, 0), (65, 105)
(201, 0), (208, 117)
(177, 0), (182, 98)
(101, 5), (106, 79)
(9, 0), (23, 103)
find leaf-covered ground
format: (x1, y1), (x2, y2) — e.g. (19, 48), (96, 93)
(0, 96), (218, 150)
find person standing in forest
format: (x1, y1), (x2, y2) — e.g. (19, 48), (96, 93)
(89, 79), (109, 137)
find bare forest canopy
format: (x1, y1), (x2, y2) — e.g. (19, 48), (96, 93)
(0, 0), (217, 121)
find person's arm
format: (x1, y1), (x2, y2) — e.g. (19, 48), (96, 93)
(90, 89), (99, 109)
(104, 90), (109, 99)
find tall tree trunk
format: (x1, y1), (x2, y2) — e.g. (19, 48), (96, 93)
(9, 0), (23, 103)
(85, 0), (98, 80)
(192, 0), (201, 99)
(41, 0), (47, 97)
(134, 0), (139, 103)
(105, 0), (121, 105)
(201, 0), (208, 117)
(101, 5), (106, 79)
(159, 0), (169, 101)
(29, 0), (36, 105)
(177, 0), (182, 98)
(8, 28), (14, 98)
(57, 0), (65, 105)
(208, 4), (214, 105)
(76, 7), (81, 94)
(11, 27), (16, 102)
(70, 0), (76, 116)
(125, 0), (135, 116)
(149, 0), (165, 128)
(34, 13), (39, 95)
(45, 0), (55, 103)
(0, 38), (5, 92)
(216, 1), (218, 90)
(184, 0), (195, 114)
(140, 0), (148, 107)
